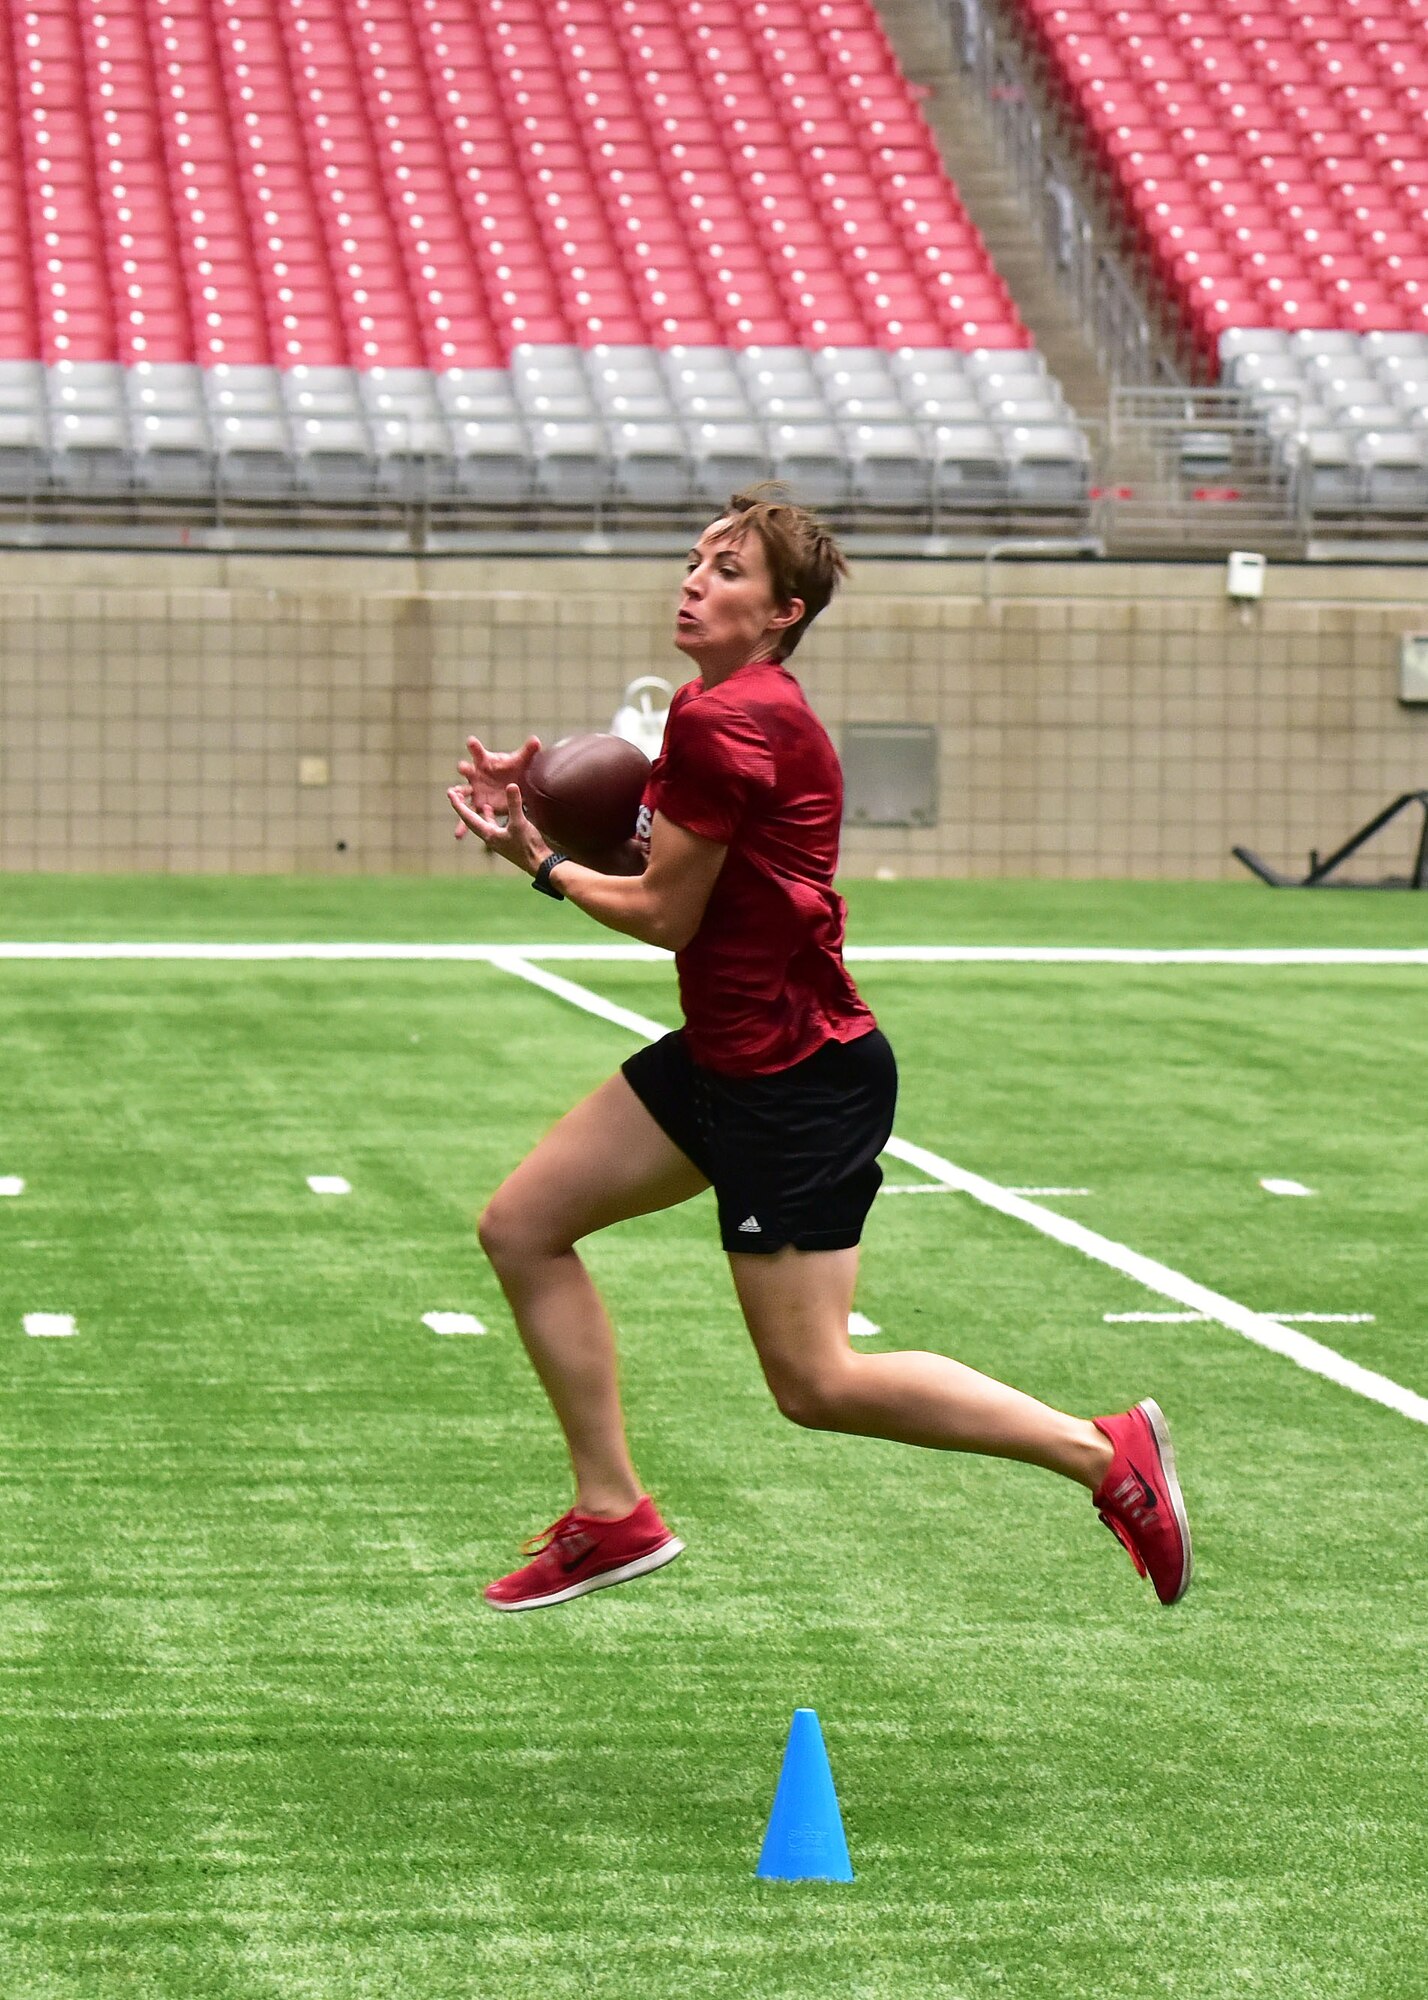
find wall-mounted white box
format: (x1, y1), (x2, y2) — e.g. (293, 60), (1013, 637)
(1226, 551), (1266, 601)
(1400, 633), (1428, 706)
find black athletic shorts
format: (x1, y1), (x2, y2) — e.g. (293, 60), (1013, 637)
(621, 1027), (898, 1255)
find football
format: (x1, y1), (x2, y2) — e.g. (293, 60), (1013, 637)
(522, 733), (651, 869)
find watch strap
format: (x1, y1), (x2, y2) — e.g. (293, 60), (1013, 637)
(531, 852), (570, 899)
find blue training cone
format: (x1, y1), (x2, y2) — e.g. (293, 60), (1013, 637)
(756, 1708), (854, 1882)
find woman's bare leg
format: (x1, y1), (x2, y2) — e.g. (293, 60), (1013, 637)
(730, 1246), (1113, 1488)
(478, 1073), (709, 1517)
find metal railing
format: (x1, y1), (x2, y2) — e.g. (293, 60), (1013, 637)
(0, 461), (1098, 555)
(1096, 387), (1306, 553)
(942, 0), (1184, 394)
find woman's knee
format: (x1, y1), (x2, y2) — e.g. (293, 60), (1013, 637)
(477, 1189), (569, 1270)
(765, 1362), (849, 1431)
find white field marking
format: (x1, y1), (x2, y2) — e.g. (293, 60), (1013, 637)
(3, 941), (1428, 966)
(1261, 1177), (1314, 1196)
(0, 1176), (24, 1196)
(848, 1311), (881, 1338)
(1106, 1310), (1376, 1325)
(849, 947), (1428, 966)
(885, 1132), (1428, 1428)
(485, 961), (1428, 1432)
(881, 1180), (1091, 1197)
(1270, 1313), (1376, 1324)
(489, 950), (673, 1040)
(306, 1175), (351, 1195)
(24, 1314), (75, 1338)
(422, 1311), (488, 1337)
(1105, 1312), (1207, 1324)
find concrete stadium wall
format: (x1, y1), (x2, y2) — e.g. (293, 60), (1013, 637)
(0, 549), (1424, 879)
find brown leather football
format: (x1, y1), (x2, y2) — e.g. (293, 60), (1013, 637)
(522, 734), (651, 868)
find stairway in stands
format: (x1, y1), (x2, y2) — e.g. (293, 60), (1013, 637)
(874, 0), (1114, 426)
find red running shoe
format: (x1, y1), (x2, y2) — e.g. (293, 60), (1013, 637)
(1092, 1399), (1193, 1605)
(483, 1496), (683, 1613)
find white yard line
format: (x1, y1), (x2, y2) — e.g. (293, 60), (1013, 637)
(489, 950), (675, 1040)
(0, 941), (667, 963)
(1107, 1311), (1376, 1325)
(848, 947), (1428, 965)
(880, 1182), (1091, 1196)
(1268, 1313), (1377, 1324)
(485, 958), (1428, 1432)
(3, 942), (1428, 966)
(1104, 1312), (1208, 1324)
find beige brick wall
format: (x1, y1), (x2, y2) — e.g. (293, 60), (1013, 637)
(1, 549), (1424, 878)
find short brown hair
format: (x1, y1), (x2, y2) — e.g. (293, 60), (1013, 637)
(721, 487), (849, 659)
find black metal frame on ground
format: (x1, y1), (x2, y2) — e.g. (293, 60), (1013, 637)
(1234, 793), (1428, 889)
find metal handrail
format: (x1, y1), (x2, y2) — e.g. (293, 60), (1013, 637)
(982, 535), (1105, 599)
(940, 0), (1185, 393)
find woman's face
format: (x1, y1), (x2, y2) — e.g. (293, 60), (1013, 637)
(675, 518), (803, 676)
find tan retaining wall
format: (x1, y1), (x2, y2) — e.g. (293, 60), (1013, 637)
(0, 550), (1424, 878)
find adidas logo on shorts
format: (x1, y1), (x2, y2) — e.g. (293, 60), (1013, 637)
(737, 1215), (762, 1234)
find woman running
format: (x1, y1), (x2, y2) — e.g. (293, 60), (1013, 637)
(448, 493), (1191, 1613)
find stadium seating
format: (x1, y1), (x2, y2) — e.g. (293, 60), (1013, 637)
(1220, 326), (1428, 511)
(1005, 0), (1428, 511)
(1012, 0), (1428, 363)
(0, 0), (1088, 513)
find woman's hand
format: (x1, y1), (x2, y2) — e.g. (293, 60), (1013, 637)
(451, 735), (541, 833)
(447, 781), (552, 877)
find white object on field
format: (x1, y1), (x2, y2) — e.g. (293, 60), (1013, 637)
(848, 1311), (881, 1338)
(24, 1313), (75, 1338)
(423, 1311), (488, 1336)
(307, 1175), (352, 1195)
(0, 1177), (24, 1196)
(610, 676), (674, 759)
(1260, 1178), (1313, 1196)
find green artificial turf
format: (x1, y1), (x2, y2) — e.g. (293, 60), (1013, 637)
(3, 867), (1428, 945)
(0, 878), (1425, 2000)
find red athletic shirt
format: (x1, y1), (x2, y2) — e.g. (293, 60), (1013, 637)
(640, 658), (875, 1076)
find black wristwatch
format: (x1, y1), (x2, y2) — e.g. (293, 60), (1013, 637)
(531, 853), (570, 900)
